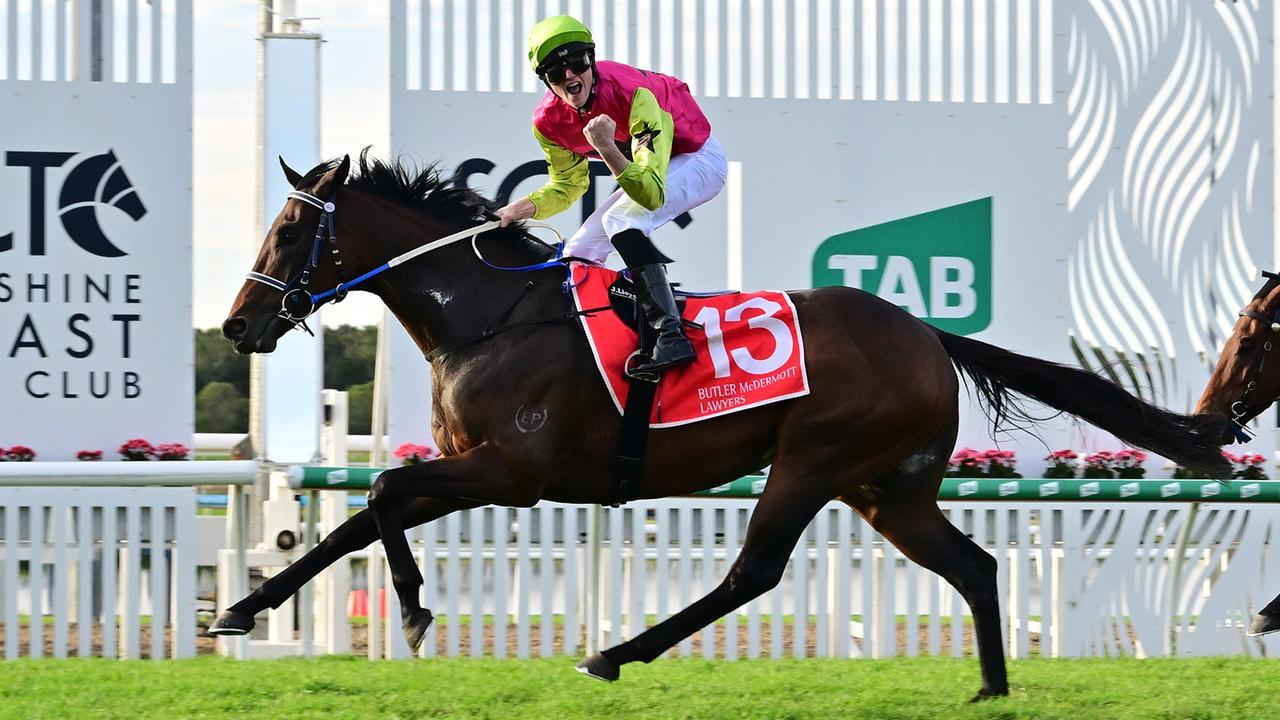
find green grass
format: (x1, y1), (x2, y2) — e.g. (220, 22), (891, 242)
(0, 656), (1273, 719)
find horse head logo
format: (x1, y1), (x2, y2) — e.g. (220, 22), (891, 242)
(57, 149), (147, 258)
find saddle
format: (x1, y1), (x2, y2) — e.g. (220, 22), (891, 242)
(568, 262), (809, 505)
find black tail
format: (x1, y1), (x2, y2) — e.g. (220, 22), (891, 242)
(933, 327), (1231, 480)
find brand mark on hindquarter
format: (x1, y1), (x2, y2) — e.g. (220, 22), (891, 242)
(515, 406), (548, 433)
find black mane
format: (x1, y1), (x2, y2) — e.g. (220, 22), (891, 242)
(302, 149), (555, 262)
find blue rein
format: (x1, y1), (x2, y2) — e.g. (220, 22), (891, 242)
(245, 191), (570, 324)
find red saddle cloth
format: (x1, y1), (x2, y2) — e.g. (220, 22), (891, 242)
(569, 262), (810, 427)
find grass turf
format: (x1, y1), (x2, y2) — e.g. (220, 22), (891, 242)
(0, 656), (1273, 719)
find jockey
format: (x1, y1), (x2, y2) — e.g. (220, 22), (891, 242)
(496, 15), (728, 376)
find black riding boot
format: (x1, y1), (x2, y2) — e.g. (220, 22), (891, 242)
(629, 263), (695, 375)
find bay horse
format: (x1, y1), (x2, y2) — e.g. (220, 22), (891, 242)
(214, 152), (1230, 700)
(1193, 270), (1280, 638)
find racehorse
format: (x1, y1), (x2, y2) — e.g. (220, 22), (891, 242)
(214, 152), (1230, 700)
(1193, 271), (1280, 638)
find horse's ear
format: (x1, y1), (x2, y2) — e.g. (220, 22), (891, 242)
(332, 154), (351, 185)
(279, 157), (303, 188)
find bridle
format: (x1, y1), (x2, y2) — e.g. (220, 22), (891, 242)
(1228, 269), (1280, 442)
(245, 190), (343, 334)
(245, 188), (566, 334)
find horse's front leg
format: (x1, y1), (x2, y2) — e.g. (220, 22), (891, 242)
(366, 442), (542, 652)
(209, 497), (480, 637)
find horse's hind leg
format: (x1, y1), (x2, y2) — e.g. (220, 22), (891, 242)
(577, 478), (830, 681)
(1249, 593), (1280, 636)
(209, 497), (478, 636)
(847, 487), (1008, 700)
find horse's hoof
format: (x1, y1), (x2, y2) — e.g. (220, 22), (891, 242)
(207, 610), (255, 636)
(403, 609), (435, 652)
(575, 653), (620, 682)
(969, 688), (1007, 703)
(1248, 612), (1280, 637)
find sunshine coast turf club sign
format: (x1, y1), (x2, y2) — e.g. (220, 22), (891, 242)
(0, 142), (191, 457)
(0, 24), (193, 459)
(2, 151), (150, 404)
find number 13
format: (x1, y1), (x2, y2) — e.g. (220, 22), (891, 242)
(693, 297), (794, 379)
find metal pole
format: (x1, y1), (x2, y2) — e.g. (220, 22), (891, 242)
(370, 314), (392, 468)
(248, 0), (273, 548)
(585, 504), (603, 654)
(1167, 502), (1201, 656)
(299, 488), (319, 657)
(229, 484), (249, 659)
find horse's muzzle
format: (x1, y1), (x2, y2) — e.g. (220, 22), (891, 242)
(222, 314), (283, 354)
(221, 316), (247, 343)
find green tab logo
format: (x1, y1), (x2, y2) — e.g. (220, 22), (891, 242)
(811, 197), (993, 334)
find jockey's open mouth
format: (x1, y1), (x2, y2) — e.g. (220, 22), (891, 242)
(562, 79), (586, 103)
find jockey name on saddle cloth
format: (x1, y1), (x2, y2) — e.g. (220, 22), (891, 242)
(569, 263), (810, 427)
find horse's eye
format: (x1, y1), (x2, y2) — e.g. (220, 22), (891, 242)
(277, 227), (299, 245)
(1237, 340), (1256, 355)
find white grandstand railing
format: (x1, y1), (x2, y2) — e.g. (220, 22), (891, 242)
(392, 0), (1055, 103)
(0, 0), (190, 84)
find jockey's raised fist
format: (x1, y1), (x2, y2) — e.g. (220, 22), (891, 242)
(583, 115), (616, 150)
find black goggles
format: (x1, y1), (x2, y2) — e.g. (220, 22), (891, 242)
(540, 51), (592, 84)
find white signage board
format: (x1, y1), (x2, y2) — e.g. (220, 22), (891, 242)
(1, 77), (193, 459)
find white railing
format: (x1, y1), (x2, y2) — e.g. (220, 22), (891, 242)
(311, 498), (1279, 660)
(2, 470), (1276, 661)
(0, 461), (259, 486)
(0, 486), (198, 659)
(0, 461), (256, 660)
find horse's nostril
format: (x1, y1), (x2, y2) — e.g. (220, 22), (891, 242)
(222, 317), (248, 341)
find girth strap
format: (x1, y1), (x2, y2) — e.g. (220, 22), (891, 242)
(612, 377), (657, 506)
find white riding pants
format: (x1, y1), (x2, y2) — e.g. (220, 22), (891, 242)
(563, 135), (728, 264)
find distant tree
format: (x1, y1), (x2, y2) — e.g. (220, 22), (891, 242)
(347, 381), (374, 435)
(324, 325), (377, 391)
(195, 328), (250, 396)
(193, 325), (378, 433)
(196, 381), (249, 433)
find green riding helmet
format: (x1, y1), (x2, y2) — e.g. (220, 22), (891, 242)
(527, 15), (595, 73)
